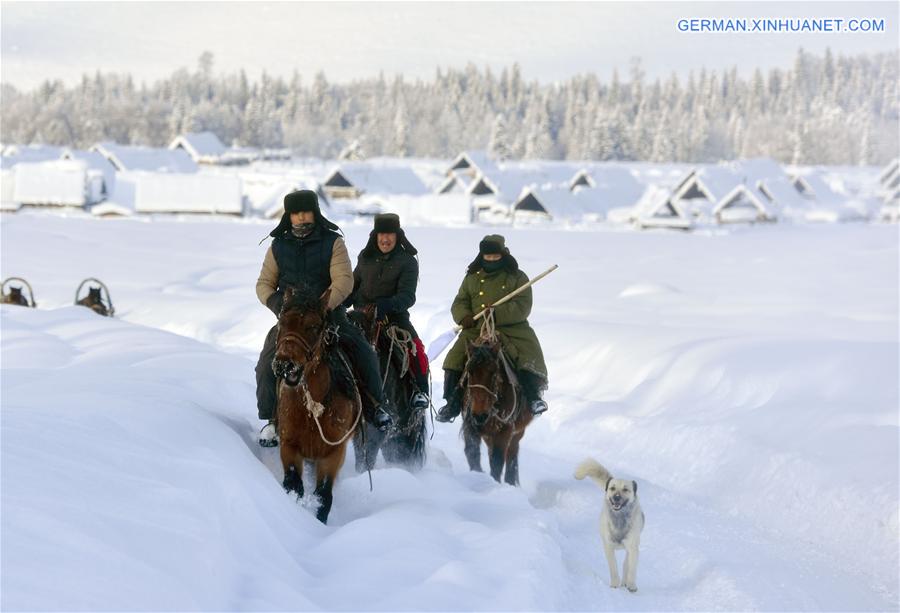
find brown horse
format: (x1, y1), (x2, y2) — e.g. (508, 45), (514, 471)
(460, 337), (533, 485)
(272, 286), (362, 524)
(349, 306), (427, 472)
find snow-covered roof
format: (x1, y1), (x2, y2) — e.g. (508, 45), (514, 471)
(436, 172), (471, 195)
(378, 193), (472, 225)
(756, 176), (808, 209)
(569, 169), (595, 190)
(585, 165), (646, 209)
(60, 149), (117, 193)
(134, 172), (243, 214)
(324, 162), (428, 196)
(714, 184), (773, 220)
(672, 165), (743, 204)
(878, 159), (899, 185)
(729, 158), (788, 184)
(1, 144), (67, 169)
(512, 185), (611, 222)
(169, 132), (227, 162)
(790, 171), (843, 204)
(513, 186), (575, 219)
(260, 181), (329, 219)
(633, 184), (691, 228)
(92, 142), (198, 173)
(447, 151), (500, 177)
(881, 166), (900, 191)
(12, 160), (88, 207)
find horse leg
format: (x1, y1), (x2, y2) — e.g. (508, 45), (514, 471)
(353, 423), (382, 473)
(487, 443), (504, 482)
(314, 449), (345, 524)
(280, 443), (304, 499)
(489, 430), (512, 483)
(352, 429), (366, 473)
(504, 430), (525, 486)
(462, 420), (483, 472)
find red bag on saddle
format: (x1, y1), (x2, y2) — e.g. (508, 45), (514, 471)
(410, 338), (429, 376)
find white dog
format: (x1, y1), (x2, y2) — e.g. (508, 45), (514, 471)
(575, 458), (644, 592)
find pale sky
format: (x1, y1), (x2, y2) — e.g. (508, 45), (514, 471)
(1, 1), (897, 89)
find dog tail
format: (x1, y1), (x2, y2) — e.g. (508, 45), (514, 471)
(574, 458), (612, 489)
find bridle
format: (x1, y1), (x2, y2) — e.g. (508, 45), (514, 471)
(276, 310), (335, 374)
(463, 346), (518, 424)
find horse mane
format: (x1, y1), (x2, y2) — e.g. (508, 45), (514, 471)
(467, 341), (499, 370)
(282, 284), (323, 314)
(281, 284), (355, 398)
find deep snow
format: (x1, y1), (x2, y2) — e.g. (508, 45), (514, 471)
(1, 211), (898, 611)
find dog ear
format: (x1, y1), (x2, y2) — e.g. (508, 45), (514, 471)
(605, 477), (612, 491)
(632, 480), (638, 494)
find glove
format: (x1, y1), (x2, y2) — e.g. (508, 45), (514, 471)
(375, 298), (395, 321)
(461, 314), (476, 329)
(266, 291), (284, 316)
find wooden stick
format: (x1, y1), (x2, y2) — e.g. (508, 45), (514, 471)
(456, 264), (559, 331)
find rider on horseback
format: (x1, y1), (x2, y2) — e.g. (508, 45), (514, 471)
(255, 190), (393, 446)
(436, 234), (549, 423)
(345, 213), (430, 411)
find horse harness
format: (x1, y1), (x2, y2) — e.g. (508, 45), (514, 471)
(277, 318), (363, 446)
(461, 345), (521, 425)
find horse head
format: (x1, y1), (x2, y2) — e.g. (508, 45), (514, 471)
(464, 338), (503, 426)
(349, 303), (379, 344)
(273, 286), (331, 387)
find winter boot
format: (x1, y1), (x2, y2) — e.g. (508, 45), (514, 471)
(436, 370), (463, 423)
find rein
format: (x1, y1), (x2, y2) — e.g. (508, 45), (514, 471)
(462, 310), (521, 426)
(278, 312), (363, 447)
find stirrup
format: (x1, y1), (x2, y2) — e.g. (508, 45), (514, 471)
(258, 421), (278, 447)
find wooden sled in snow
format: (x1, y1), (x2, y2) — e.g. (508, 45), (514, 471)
(74, 278), (115, 317)
(1, 277), (37, 307)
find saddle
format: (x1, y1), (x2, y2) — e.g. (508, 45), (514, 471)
(320, 326), (357, 399)
(377, 324), (428, 382)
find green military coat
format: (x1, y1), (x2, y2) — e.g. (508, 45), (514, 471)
(443, 267), (548, 380)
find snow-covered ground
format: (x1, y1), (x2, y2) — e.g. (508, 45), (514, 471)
(2, 211), (898, 611)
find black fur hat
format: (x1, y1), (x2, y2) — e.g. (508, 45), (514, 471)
(268, 189), (341, 238)
(284, 189), (320, 213)
(360, 226), (418, 258)
(467, 234), (518, 274)
(479, 234), (506, 255)
(373, 213), (401, 234)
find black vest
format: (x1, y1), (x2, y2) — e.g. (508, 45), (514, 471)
(272, 226), (339, 297)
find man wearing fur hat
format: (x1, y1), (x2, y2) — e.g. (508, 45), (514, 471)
(255, 189), (393, 447)
(436, 234), (549, 423)
(346, 213), (430, 411)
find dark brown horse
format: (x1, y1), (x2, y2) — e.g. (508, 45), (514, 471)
(349, 306), (427, 472)
(273, 286), (362, 524)
(460, 337), (533, 485)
